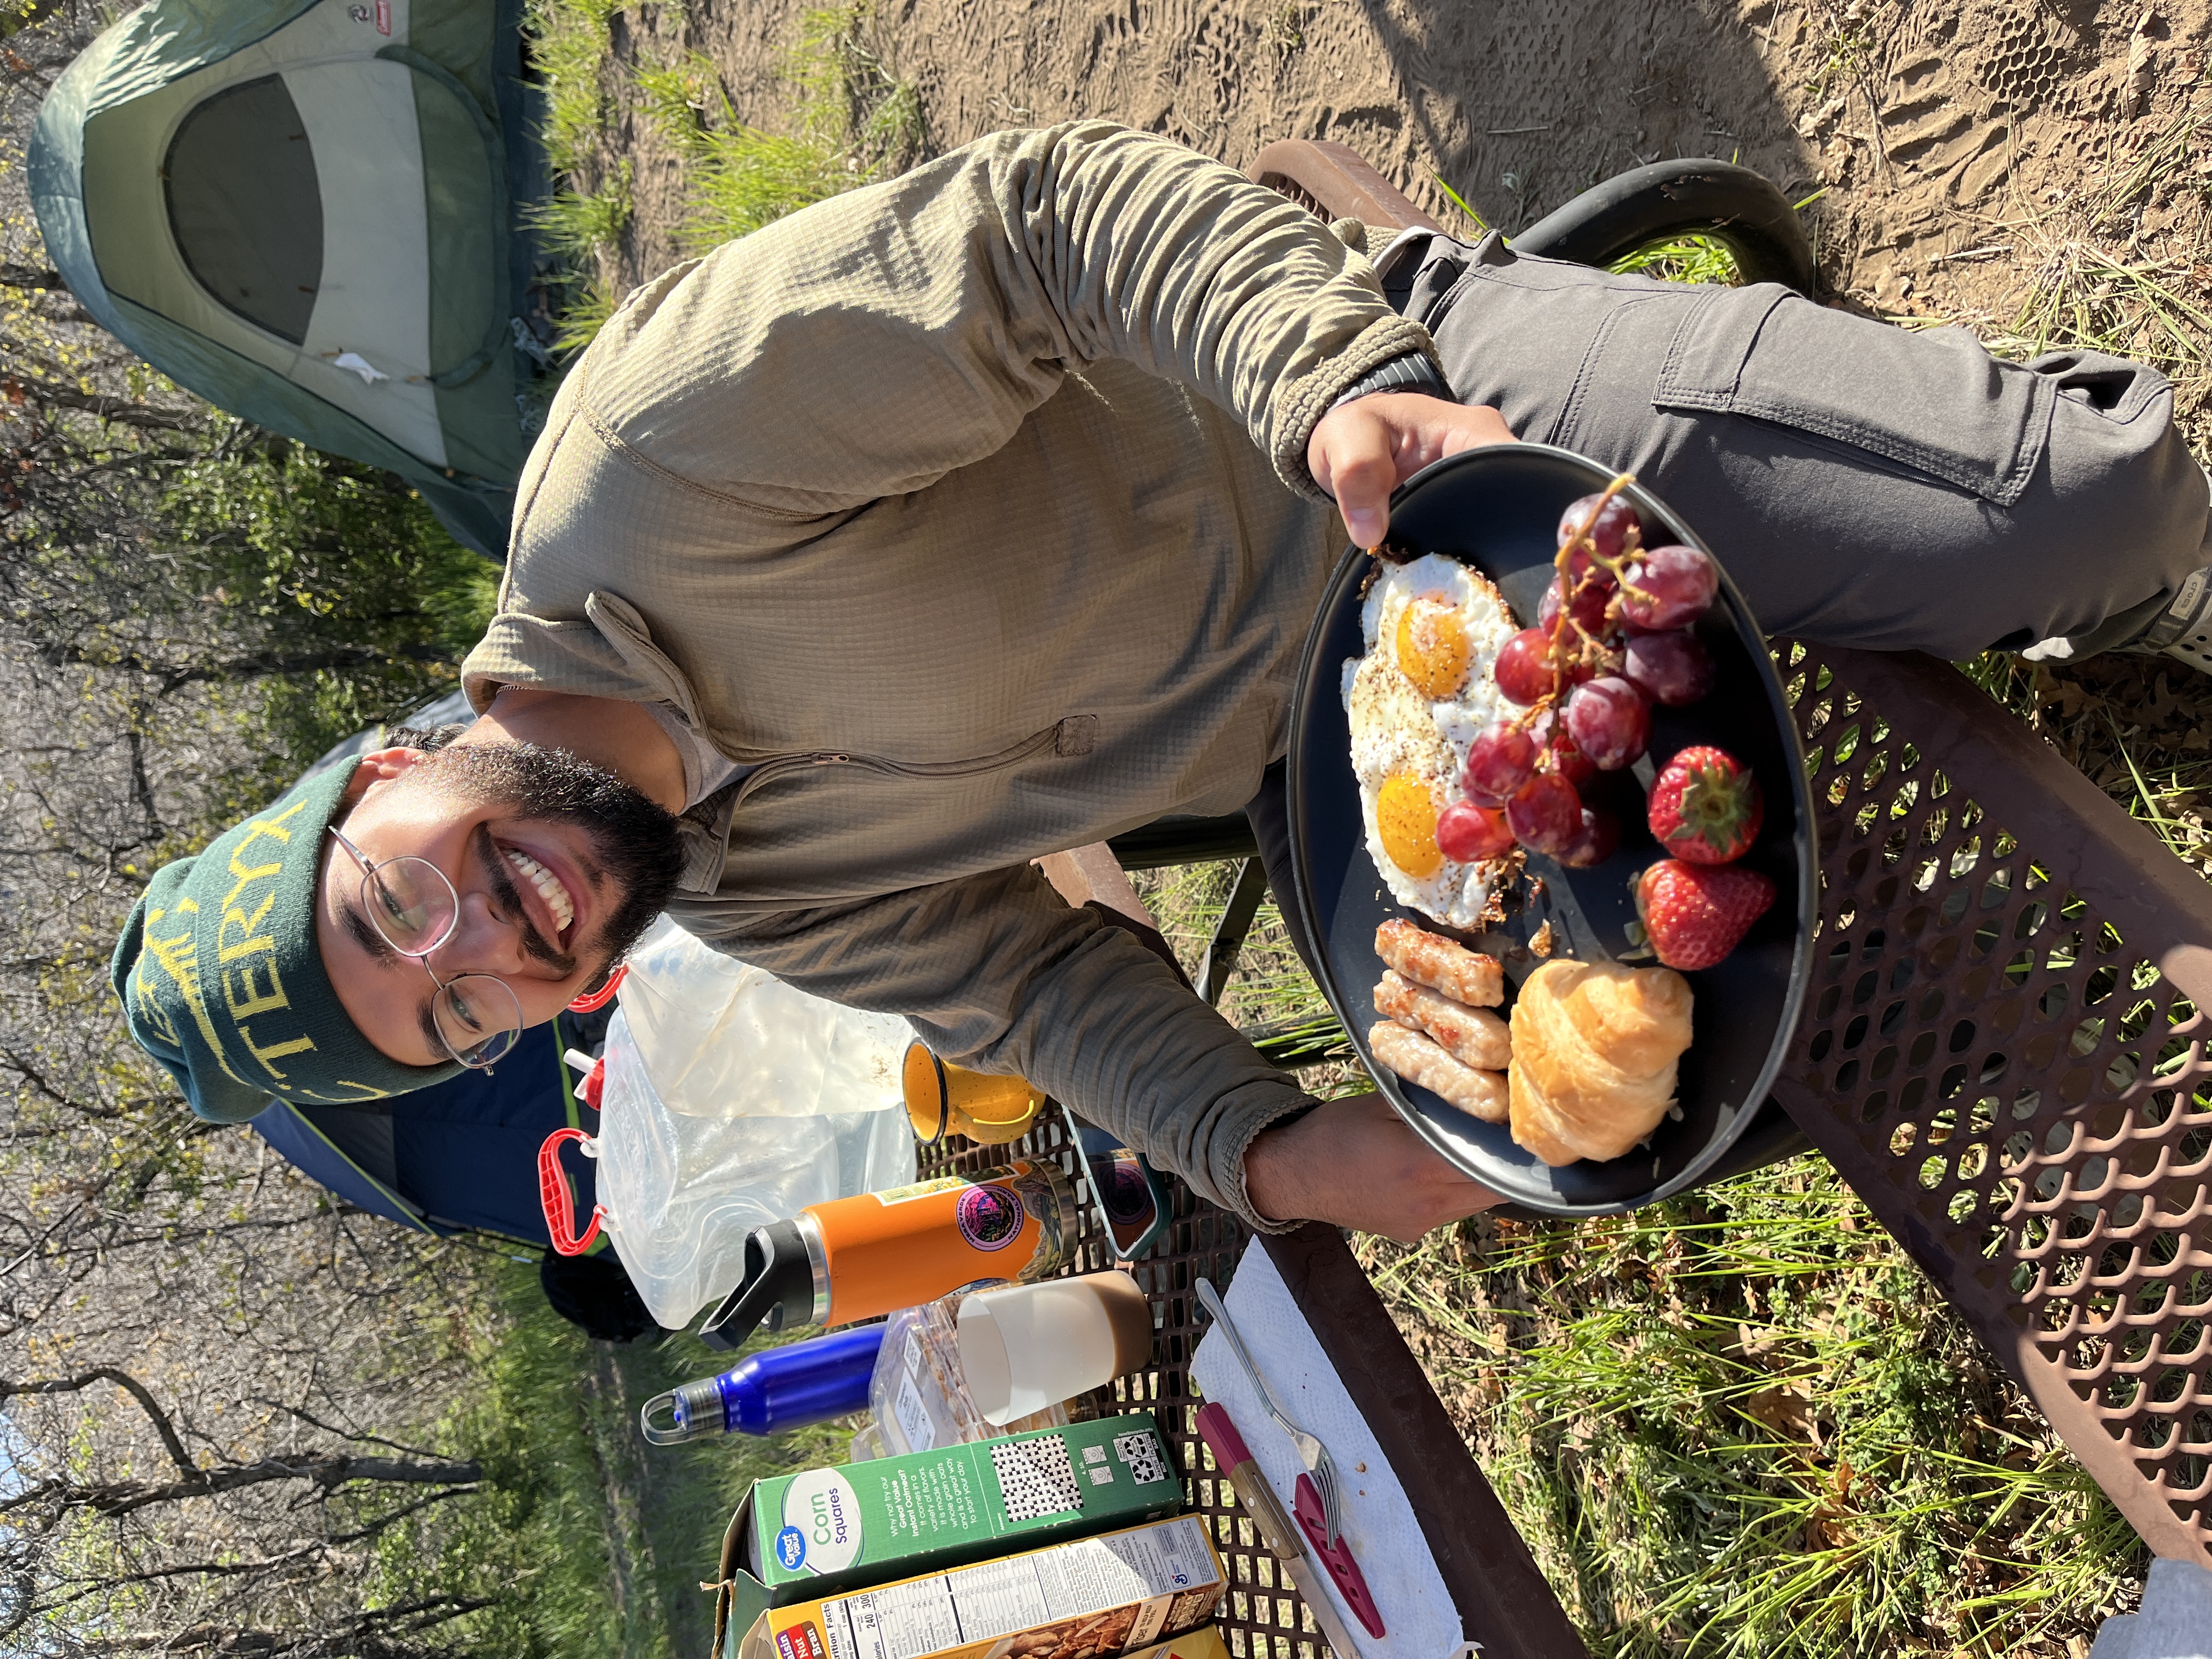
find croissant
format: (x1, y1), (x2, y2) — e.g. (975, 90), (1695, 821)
(1508, 958), (1694, 1166)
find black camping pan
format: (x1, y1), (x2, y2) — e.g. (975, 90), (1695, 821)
(1286, 442), (1816, 1215)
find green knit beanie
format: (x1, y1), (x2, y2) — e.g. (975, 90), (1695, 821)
(109, 763), (459, 1123)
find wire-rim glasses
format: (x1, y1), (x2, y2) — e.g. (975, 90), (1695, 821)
(327, 826), (524, 1068)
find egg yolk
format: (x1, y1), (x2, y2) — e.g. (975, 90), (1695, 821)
(1376, 773), (1444, 878)
(1395, 596), (1471, 698)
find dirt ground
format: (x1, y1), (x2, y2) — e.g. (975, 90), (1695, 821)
(605, 0), (2211, 385)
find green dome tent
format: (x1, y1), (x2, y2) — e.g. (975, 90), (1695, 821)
(28, 0), (550, 557)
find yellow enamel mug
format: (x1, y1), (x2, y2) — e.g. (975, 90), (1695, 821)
(901, 1042), (1045, 1144)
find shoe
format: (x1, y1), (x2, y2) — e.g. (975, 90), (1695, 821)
(2019, 579), (2193, 665)
(2134, 567), (2212, 671)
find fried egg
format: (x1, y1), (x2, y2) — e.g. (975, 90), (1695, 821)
(1344, 553), (1520, 928)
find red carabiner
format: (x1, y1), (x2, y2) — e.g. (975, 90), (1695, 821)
(567, 964), (626, 1014)
(538, 1126), (604, 1256)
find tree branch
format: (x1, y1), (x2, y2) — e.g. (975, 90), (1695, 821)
(1, 1440), (486, 1519)
(5, 378), (197, 432)
(0, 1367), (198, 1478)
(26, 637), (453, 688)
(0, 262), (65, 292)
(245, 1395), (449, 1464)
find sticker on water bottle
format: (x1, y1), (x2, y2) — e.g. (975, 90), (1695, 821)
(955, 1183), (1025, 1251)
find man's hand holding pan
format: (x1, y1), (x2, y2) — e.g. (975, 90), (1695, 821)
(1306, 393), (1517, 550)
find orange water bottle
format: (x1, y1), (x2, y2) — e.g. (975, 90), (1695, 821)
(696, 1161), (1077, 1350)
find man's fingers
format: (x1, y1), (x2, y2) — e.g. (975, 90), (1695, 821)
(1437, 402), (1517, 456)
(1306, 393), (1517, 549)
(1325, 423), (1399, 550)
(1306, 400), (1404, 549)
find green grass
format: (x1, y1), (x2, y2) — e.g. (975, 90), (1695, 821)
(1356, 1165), (2140, 1656)
(1610, 234), (1743, 287)
(1133, 860), (2143, 1657)
(530, 160), (633, 353)
(526, 0), (622, 178)
(522, 0), (631, 352)
(677, 122), (857, 256)
(787, 3), (924, 174)
(366, 1259), (854, 1659)
(1424, 188), (1759, 285)
(524, 0), (922, 354)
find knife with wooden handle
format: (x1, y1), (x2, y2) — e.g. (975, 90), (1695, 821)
(1194, 1401), (1367, 1659)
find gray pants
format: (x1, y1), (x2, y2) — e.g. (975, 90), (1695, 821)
(1396, 232), (2211, 660)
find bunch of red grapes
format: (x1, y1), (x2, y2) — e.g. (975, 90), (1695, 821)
(1435, 481), (1720, 870)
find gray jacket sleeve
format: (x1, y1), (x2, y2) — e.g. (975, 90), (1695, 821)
(668, 867), (1314, 1231)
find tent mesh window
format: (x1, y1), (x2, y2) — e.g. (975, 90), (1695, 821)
(163, 75), (324, 346)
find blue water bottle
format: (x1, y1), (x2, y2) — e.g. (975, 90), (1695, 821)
(639, 1325), (885, 1444)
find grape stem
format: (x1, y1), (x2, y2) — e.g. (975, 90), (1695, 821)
(1516, 473), (1641, 754)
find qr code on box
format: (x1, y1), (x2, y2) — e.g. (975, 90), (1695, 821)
(991, 1435), (1083, 1520)
(1114, 1429), (1170, 1486)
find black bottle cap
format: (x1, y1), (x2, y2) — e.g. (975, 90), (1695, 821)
(697, 1221), (815, 1351)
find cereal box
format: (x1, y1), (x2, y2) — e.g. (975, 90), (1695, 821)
(734, 1515), (1225, 1659)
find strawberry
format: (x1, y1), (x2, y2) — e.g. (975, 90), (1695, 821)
(1635, 859), (1776, 970)
(1646, 746), (1763, 864)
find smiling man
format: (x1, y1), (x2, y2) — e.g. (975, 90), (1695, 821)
(114, 121), (2209, 1242)
(114, 698), (684, 1120)
(312, 706), (684, 1070)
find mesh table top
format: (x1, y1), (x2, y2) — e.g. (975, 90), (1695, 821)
(912, 1112), (1325, 1656)
(911, 1108), (1587, 1658)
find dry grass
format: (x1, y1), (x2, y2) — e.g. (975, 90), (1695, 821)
(1962, 88), (2212, 871)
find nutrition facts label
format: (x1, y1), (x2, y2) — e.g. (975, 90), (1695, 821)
(811, 1517), (1216, 1659)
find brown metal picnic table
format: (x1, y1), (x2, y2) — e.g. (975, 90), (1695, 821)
(908, 142), (2212, 1659)
(1246, 138), (2210, 1578)
(927, 661), (2211, 1656)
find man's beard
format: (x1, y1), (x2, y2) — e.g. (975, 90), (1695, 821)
(376, 740), (682, 974)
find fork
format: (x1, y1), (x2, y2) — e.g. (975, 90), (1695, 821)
(1195, 1275), (1346, 1545)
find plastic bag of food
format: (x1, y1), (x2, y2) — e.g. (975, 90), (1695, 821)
(616, 916), (912, 1119)
(859, 1294), (1069, 1459)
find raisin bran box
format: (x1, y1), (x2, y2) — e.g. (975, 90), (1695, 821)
(1116, 1633), (1231, 1659)
(732, 1515), (1226, 1659)
(711, 1413), (1182, 1650)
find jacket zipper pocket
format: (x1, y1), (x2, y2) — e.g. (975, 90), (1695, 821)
(729, 724), (1075, 809)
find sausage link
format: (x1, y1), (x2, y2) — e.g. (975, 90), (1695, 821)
(1374, 970), (1512, 1069)
(1366, 1020), (1509, 1123)
(1375, 918), (1504, 1007)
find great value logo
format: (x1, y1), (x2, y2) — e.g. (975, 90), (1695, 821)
(777, 1468), (862, 1576)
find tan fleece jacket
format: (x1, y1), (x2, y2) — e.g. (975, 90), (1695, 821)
(462, 121), (1436, 1226)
